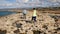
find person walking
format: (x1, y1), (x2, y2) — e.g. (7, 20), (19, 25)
(22, 9), (27, 19)
(32, 8), (37, 22)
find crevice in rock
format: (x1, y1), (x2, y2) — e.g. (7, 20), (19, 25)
(25, 20), (32, 23)
(0, 30), (7, 34)
(50, 16), (58, 22)
(42, 25), (48, 29)
(33, 30), (42, 34)
(44, 32), (46, 34)
(14, 29), (20, 34)
(56, 28), (60, 31)
(16, 23), (23, 28)
(54, 31), (57, 34)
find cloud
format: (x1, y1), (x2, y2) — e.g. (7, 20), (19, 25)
(0, 0), (60, 9)
(0, 0), (16, 6)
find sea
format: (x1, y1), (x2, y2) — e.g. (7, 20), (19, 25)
(0, 11), (16, 16)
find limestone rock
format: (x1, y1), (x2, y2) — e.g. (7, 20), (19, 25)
(0, 12), (59, 34)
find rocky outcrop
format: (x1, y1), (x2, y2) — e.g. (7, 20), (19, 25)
(0, 11), (60, 34)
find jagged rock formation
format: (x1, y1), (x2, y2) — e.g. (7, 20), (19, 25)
(0, 11), (60, 34)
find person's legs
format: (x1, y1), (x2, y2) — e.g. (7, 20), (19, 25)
(34, 16), (36, 22)
(23, 14), (26, 19)
(32, 16), (36, 22)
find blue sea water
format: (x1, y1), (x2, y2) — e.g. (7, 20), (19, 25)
(0, 11), (16, 16)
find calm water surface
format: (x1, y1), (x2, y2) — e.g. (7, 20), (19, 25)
(0, 11), (16, 16)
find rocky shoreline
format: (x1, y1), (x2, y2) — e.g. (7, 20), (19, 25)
(0, 11), (60, 34)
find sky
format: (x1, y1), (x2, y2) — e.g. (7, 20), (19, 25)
(0, 0), (60, 9)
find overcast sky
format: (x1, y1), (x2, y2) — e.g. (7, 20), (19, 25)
(0, 0), (60, 9)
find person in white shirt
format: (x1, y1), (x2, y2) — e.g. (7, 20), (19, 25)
(22, 9), (27, 19)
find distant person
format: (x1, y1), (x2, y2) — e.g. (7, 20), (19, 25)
(32, 8), (37, 22)
(22, 9), (27, 19)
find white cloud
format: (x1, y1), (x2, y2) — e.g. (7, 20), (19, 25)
(0, 0), (16, 6)
(0, 0), (60, 9)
